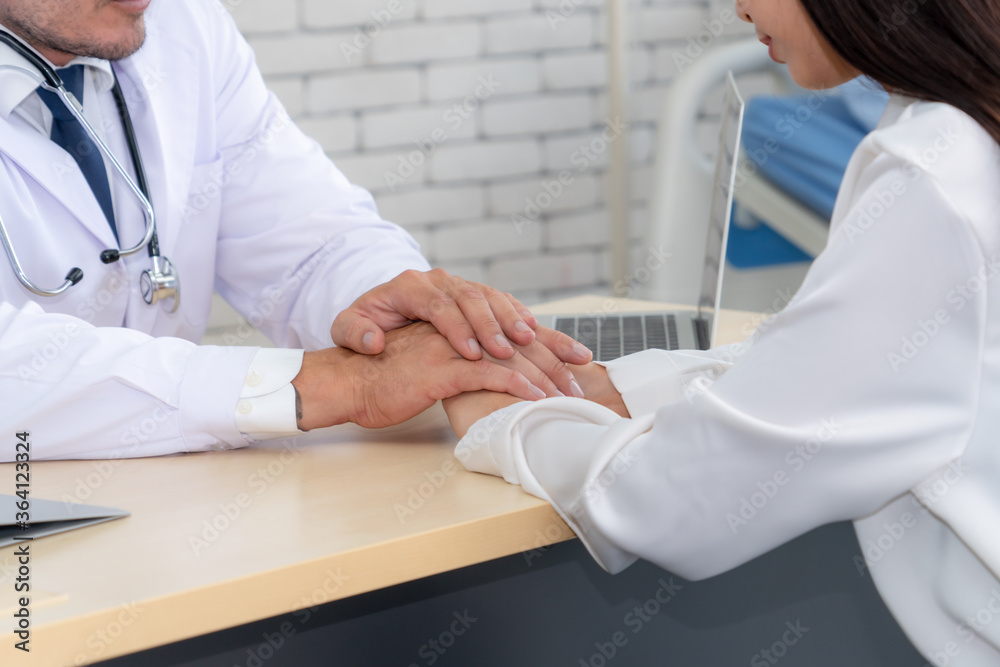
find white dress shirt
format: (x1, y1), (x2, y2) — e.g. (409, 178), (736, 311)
(457, 96), (1000, 666)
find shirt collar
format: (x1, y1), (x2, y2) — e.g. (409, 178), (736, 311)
(0, 23), (115, 120)
(877, 93), (920, 131)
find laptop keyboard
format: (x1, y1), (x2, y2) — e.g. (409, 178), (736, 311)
(554, 315), (679, 361)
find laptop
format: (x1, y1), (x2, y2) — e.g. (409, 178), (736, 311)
(536, 72), (746, 360)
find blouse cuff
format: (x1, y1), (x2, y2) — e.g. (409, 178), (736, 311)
(455, 402), (532, 485)
(454, 397), (648, 574)
(600, 349), (686, 418)
(600, 347), (737, 418)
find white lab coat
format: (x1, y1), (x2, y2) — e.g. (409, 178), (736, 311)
(0, 0), (428, 460)
(457, 95), (1000, 665)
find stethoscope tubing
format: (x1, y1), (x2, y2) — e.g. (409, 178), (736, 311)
(0, 69), (156, 260)
(0, 30), (177, 309)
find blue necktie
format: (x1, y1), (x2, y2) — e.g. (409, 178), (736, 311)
(36, 65), (118, 241)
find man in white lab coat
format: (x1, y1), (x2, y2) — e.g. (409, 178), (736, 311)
(0, 0), (589, 460)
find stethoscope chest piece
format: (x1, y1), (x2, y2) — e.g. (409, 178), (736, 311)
(140, 256), (179, 313)
(0, 30), (181, 313)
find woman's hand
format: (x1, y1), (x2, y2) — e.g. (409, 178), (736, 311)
(443, 360), (630, 438)
(443, 391), (523, 438)
(570, 363), (630, 418)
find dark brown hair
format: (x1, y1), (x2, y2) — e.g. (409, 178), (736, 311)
(798, 0), (1000, 146)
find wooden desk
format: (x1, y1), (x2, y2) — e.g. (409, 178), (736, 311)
(0, 297), (760, 666)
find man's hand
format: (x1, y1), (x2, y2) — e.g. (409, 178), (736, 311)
(293, 322), (577, 431)
(329, 269), (593, 392)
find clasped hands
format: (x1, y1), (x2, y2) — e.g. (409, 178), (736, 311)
(291, 269), (628, 433)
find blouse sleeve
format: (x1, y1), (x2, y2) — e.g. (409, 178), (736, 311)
(455, 152), (987, 579)
(597, 344), (739, 418)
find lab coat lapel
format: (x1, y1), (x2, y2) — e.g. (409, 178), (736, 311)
(0, 117), (120, 249)
(112, 23), (199, 264)
(112, 17), (199, 332)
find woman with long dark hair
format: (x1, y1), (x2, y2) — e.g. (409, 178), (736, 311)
(443, 0), (1000, 663)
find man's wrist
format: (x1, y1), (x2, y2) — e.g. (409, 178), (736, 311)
(291, 347), (358, 431)
(294, 385), (304, 430)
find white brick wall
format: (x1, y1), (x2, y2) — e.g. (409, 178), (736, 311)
(376, 186), (486, 225)
(424, 0), (533, 19)
(307, 69), (421, 112)
(300, 0), (419, 29)
(426, 59), (540, 100)
(485, 14), (594, 54)
(362, 106), (477, 149)
(431, 140), (542, 181)
(225, 0), (757, 304)
(482, 93), (593, 136)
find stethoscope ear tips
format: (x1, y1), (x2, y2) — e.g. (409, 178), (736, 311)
(66, 268), (84, 286)
(100, 249), (120, 264)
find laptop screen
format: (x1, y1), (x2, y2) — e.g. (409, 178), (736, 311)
(697, 72), (745, 348)
(543, 73), (746, 359)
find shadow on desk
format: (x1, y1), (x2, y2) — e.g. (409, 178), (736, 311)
(98, 521), (923, 667)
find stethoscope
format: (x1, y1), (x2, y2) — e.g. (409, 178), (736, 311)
(0, 31), (179, 312)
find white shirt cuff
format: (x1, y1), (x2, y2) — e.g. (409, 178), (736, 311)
(234, 348), (305, 441)
(599, 349), (685, 418)
(600, 347), (736, 418)
(454, 397), (647, 574)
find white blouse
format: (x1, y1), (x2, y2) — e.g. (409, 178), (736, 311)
(456, 96), (1000, 666)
